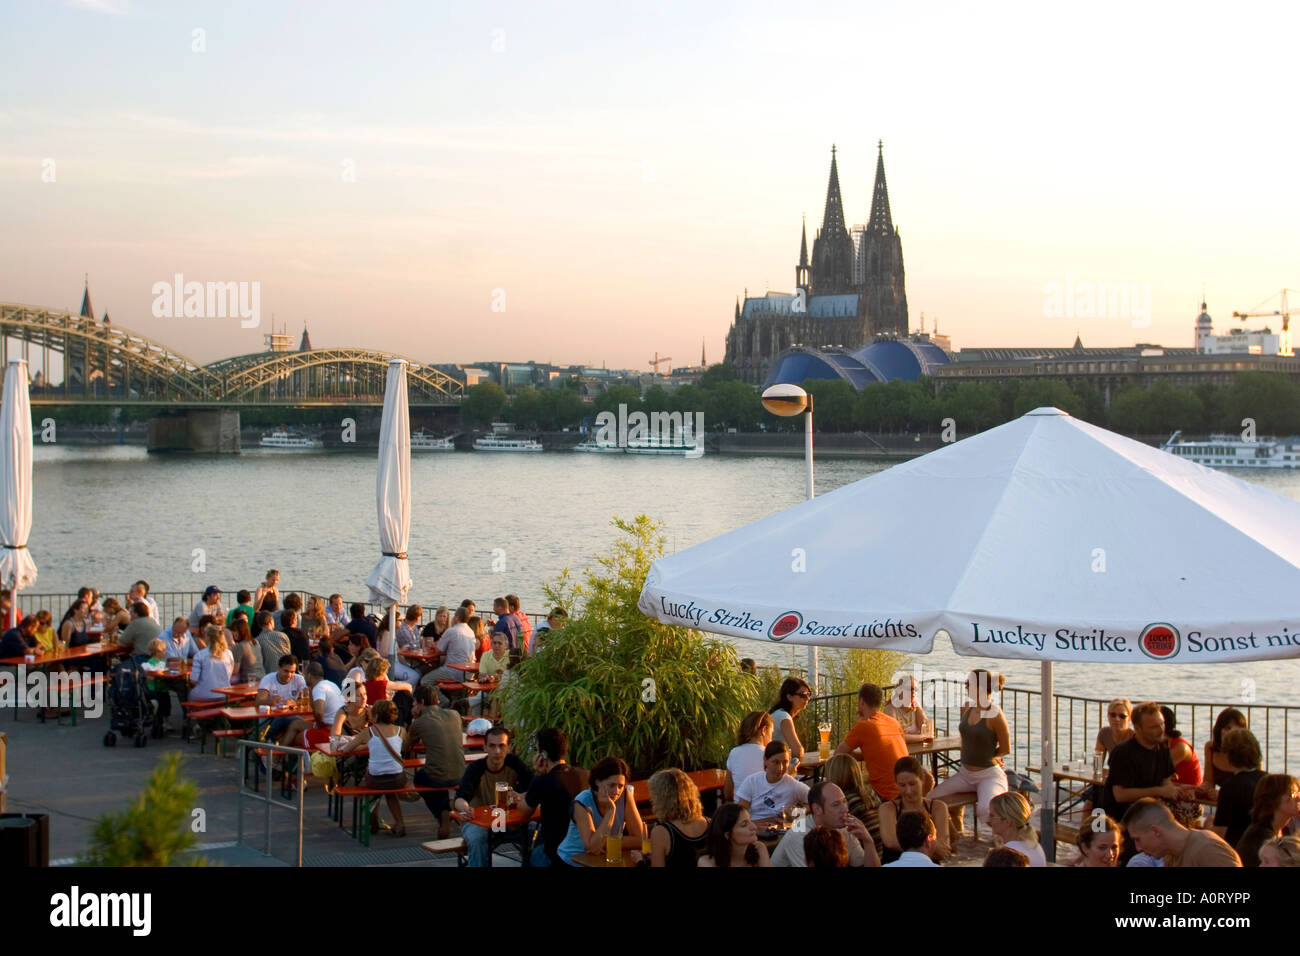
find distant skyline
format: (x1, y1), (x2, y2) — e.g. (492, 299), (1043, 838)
(1, 0), (1297, 370)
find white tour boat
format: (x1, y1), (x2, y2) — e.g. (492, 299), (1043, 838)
(1161, 430), (1300, 469)
(410, 431), (456, 451)
(472, 435), (544, 452)
(259, 430), (324, 449)
(624, 434), (704, 456)
(573, 438), (624, 453)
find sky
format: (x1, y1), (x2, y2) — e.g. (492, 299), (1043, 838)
(1, 0), (1297, 372)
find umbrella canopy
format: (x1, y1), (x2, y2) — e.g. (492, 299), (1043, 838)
(639, 407), (1300, 665)
(365, 359), (412, 609)
(0, 360), (37, 595)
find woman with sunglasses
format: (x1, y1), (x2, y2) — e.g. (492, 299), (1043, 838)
(1082, 698), (1134, 815)
(769, 677), (811, 773)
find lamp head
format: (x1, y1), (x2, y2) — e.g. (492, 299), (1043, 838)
(761, 383), (810, 417)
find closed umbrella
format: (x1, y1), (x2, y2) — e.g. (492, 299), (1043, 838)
(639, 407), (1300, 857)
(0, 360), (37, 629)
(365, 359), (412, 663)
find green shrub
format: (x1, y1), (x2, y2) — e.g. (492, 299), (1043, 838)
(81, 752), (205, 866)
(499, 516), (759, 776)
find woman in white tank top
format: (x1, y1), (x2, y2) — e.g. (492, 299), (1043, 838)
(338, 699), (408, 836)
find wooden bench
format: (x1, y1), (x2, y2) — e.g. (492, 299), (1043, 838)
(334, 784), (454, 846)
(50, 673), (110, 726)
(421, 837), (468, 867)
(939, 792), (982, 838)
(1053, 813), (1085, 846)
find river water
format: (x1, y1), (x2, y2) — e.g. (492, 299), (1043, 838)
(28, 444), (1300, 713)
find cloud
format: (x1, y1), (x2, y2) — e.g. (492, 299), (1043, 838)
(64, 0), (127, 14)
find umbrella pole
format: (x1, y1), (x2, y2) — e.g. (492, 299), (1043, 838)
(388, 604), (397, 665)
(1040, 660), (1056, 862)
(804, 407), (818, 690)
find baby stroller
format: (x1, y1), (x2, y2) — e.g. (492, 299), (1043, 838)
(102, 657), (155, 748)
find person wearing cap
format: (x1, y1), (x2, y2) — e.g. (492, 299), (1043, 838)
(189, 586), (225, 629)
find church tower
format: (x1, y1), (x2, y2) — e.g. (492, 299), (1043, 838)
(810, 147), (854, 294)
(795, 216), (810, 293)
(854, 141), (908, 336)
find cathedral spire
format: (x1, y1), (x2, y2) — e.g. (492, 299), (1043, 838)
(819, 145), (849, 240)
(79, 275), (94, 320)
(867, 140), (893, 234)
(796, 215), (810, 291)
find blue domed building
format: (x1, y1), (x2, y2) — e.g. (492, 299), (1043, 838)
(763, 337), (951, 390)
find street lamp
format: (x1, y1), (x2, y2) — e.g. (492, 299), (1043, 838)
(761, 383), (817, 687)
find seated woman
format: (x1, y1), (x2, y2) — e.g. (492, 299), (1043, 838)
(697, 803), (769, 867)
(988, 791), (1045, 867)
(228, 619), (262, 684)
(100, 598), (130, 642)
(769, 677), (811, 771)
(1082, 698), (1134, 815)
(337, 698), (406, 836)
(1074, 813), (1122, 866)
(362, 655), (410, 700)
(884, 675), (931, 743)
(343, 638), (374, 684)
(556, 756), (645, 866)
(33, 609), (57, 653)
(1161, 705), (1204, 826)
(1201, 707), (1248, 793)
(303, 595), (329, 641)
(59, 599), (90, 647)
(1260, 834), (1300, 868)
(188, 628), (234, 702)
(823, 753), (884, 858)
(735, 741), (810, 824)
(804, 826), (849, 867)
(648, 769), (709, 867)
(1211, 727), (1266, 848)
(470, 632), (511, 717)
(468, 615), (491, 659)
(724, 710), (773, 802)
(928, 669), (1009, 833)
(879, 755), (950, 862)
(1236, 774), (1300, 867)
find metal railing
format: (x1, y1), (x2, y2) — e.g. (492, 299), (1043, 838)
(806, 678), (1296, 781)
(17, 589), (549, 633)
(236, 738), (308, 866)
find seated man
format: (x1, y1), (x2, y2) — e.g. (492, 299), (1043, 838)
(345, 603), (378, 643)
(452, 724), (534, 867)
(389, 605), (424, 684)
(770, 782), (880, 867)
(834, 682), (909, 800)
(0, 613), (38, 659)
(226, 589), (255, 627)
(121, 601), (163, 662)
(881, 811), (940, 867)
(517, 727), (589, 866)
(162, 617), (199, 660)
(255, 611), (292, 677)
(1123, 798), (1241, 867)
(419, 606), (477, 706)
(324, 593), (349, 631)
(407, 685), (466, 838)
(736, 741), (810, 823)
(281, 608), (311, 666)
(282, 661), (345, 748)
(1103, 702), (1194, 861)
(255, 654), (307, 745)
(188, 586), (224, 630)
(313, 636), (348, 686)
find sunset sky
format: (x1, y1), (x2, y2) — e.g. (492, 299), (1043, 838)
(1, 0), (1296, 371)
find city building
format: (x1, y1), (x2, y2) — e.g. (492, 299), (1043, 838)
(724, 143), (909, 384)
(1195, 300), (1291, 356)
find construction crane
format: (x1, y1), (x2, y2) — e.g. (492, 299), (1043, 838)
(648, 352), (672, 374)
(1232, 288), (1293, 332)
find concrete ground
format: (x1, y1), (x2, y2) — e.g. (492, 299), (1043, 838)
(1, 706), (517, 868)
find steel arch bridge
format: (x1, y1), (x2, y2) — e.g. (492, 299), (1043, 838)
(1, 303), (464, 406)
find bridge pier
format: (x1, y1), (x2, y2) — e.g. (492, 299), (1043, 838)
(147, 409), (241, 453)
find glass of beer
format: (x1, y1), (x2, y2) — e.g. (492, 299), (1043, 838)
(495, 781), (509, 809)
(641, 825), (652, 857)
(817, 722), (832, 760)
(605, 835), (621, 864)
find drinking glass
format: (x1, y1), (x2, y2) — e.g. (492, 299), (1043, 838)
(605, 835), (621, 864)
(641, 826), (652, 857)
(495, 781), (509, 809)
(817, 722), (832, 760)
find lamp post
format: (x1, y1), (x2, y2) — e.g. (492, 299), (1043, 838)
(761, 383), (817, 687)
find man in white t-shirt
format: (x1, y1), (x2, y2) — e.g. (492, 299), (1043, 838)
(881, 810), (940, 867)
(736, 741), (811, 823)
(420, 606), (477, 705)
(130, 581), (160, 624)
(771, 782), (881, 867)
(257, 654), (308, 744)
(281, 661), (345, 749)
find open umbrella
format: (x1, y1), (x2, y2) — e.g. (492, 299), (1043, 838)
(0, 360), (37, 628)
(639, 407), (1300, 855)
(365, 359), (412, 662)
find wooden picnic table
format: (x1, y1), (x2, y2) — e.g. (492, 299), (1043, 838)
(0, 641), (131, 667)
(466, 804), (536, 828)
(572, 847), (644, 867)
(211, 682), (259, 700)
(462, 679), (499, 694)
(221, 701), (314, 721)
(446, 661), (478, 674)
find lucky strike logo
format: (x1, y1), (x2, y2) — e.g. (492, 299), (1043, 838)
(768, 611), (803, 641)
(1138, 623), (1180, 660)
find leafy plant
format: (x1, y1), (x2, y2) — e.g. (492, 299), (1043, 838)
(81, 752), (205, 866)
(499, 516), (759, 775)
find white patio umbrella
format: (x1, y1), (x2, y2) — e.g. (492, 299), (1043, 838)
(364, 359), (412, 662)
(0, 360), (37, 629)
(639, 407), (1300, 855)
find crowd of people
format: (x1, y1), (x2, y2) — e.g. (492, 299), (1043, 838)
(5, 580), (1297, 869)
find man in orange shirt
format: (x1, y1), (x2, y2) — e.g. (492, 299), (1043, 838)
(835, 683), (909, 800)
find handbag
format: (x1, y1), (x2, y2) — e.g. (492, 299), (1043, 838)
(369, 723), (419, 800)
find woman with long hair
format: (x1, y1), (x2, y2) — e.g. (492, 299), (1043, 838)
(59, 599), (89, 647)
(1260, 834), (1300, 868)
(1236, 774), (1300, 867)
(724, 710), (773, 801)
(338, 698), (406, 837)
(648, 769), (709, 867)
(189, 626), (234, 703)
(1210, 727), (1265, 847)
(988, 791), (1044, 866)
(254, 570), (281, 614)
(303, 595), (329, 640)
(697, 803), (769, 867)
(1202, 707), (1248, 791)
(468, 615), (491, 659)
(421, 605), (451, 646)
(928, 669), (1009, 833)
(228, 618), (262, 684)
(823, 752), (883, 857)
(883, 675), (932, 743)
(769, 677), (811, 771)
(556, 756), (645, 866)
(879, 755), (950, 863)
(1074, 814), (1122, 866)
